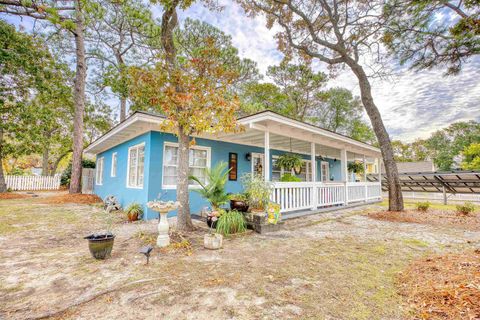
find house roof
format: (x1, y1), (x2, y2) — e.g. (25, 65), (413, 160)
(381, 161), (435, 174)
(84, 110), (381, 158)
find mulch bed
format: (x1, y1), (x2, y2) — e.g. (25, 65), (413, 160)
(39, 194), (102, 205)
(368, 209), (480, 231)
(0, 193), (29, 200)
(397, 250), (480, 319)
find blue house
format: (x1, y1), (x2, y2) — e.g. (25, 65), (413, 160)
(85, 110), (383, 219)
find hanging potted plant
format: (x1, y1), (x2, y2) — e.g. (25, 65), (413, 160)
(348, 162), (365, 174)
(276, 153), (303, 175)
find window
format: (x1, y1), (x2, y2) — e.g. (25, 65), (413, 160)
(272, 155), (312, 182)
(127, 143), (145, 188)
(96, 157), (104, 185)
(162, 142), (210, 189)
(111, 153), (117, 177)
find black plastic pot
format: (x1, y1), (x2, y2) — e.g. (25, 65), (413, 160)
(84, 233), (115, 260)
(206, 216), (217, 229)
(230, 200), (249, 212)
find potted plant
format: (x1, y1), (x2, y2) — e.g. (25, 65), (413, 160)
(216, 209), (247, 236)
(229, 193), (249, 212)
(241, 173), (272, 213)
(348, 162), (364, 174)
(125, 202), (143, 222)
(84, 214), (115, 259)
(277, 153), (303, 174)
(190, 161), (230, 225)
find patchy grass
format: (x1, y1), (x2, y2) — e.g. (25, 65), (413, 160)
(398, 250), (480, 319)
(0, 196), (478, 319)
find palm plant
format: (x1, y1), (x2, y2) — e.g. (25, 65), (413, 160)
(190, 161), (230, 210)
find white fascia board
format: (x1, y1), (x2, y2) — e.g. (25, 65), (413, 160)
(84, 113), (165, 155)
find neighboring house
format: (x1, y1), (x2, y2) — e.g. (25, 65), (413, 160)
(84, 110), (383, 219)
(382, 161), (435, 173)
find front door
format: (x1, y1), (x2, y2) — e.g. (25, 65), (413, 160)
(321, 161), (329, 182)
(251, 153), (264, 177)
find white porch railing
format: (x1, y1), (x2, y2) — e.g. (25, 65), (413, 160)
(270, 181), (382, 213)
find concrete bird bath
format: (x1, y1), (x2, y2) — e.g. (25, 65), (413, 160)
(146, 200), (180, 247)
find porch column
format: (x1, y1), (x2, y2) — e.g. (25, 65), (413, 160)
(264, 130), (270, 182)
(341, 149), (348, 205)
(378, 158), (382, 200)
(311, 142), (317, 210)
(363, 154), (368, 202)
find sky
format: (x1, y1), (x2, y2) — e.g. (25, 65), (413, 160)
(4, 1), (480, 143)
(170, 1), (480, 142)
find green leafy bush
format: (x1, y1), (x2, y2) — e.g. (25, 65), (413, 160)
(241, 173), (272, 210)
(456, 202), (476, 215)
(280, 173), (301, 182)
(415, 201), (430, 212)
(215, 210), (247, 236)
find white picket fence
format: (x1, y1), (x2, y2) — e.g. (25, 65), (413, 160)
(5, 174), (61, 191)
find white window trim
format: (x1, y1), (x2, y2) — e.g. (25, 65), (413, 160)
(126, 142), (145, 189)
(96, 157), (104, 185)
(162, 141), (211, 190)
(111, 152), (117, 177)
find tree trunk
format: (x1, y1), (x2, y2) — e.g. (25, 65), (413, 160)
(51, 150), (71, 176)
(69, 3), (87, 194)
(176, 127), (193, 231)
(42, 146), (49, 176)
(0, 126), (6, 193)
(348, 60), (404, 211)
(120, 96), (126, 122)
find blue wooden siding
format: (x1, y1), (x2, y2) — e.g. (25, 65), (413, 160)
(94, 131), (343, 220)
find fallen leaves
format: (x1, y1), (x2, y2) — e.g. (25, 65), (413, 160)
(39, 194), (102, 205)
(398, 251), (480, 319)
(369, 209), (480, 231)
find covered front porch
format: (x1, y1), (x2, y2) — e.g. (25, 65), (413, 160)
(214, 111), (383, 214)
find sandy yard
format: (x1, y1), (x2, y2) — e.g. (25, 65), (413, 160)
(0, 192), (479, 320)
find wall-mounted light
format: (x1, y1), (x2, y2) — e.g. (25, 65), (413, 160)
(245, 152), (252, 161)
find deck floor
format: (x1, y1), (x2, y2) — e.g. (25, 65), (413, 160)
(282, 200), (382, 220)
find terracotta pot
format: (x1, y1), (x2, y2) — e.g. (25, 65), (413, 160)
(127, 211), (139, 222)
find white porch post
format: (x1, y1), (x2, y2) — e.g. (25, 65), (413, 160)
(264, 130), (270, 182)
(378, 158), (382, 200)
(363, 155), (368, 202)
(341, 149), (348, 205)
(311, 142), (317, 210)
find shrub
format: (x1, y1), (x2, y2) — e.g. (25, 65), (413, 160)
(280, 173), (301, 182)
(456, 202), (476, 215)
(215, 210), (247, 236)
(415, 201), (430, 212)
